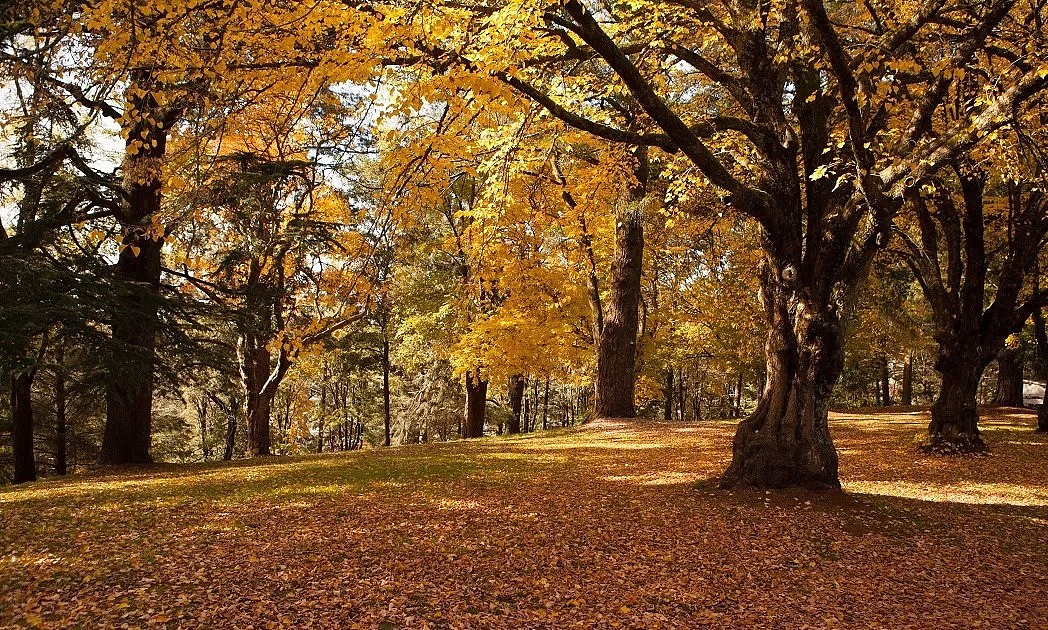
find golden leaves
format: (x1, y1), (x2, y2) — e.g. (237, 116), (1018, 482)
(3, 408), (1047, 627)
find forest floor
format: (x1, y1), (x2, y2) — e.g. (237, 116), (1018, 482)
(2, 407), (1047, 629)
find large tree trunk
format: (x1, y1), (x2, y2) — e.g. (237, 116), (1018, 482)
(507, 374), (525, 434)
(993, 347), (1024, 407)
(721, 269), (843, 490)
(101, 236), (162, 464)
(593, 205), (644, 419)
(926, 346), (989, 453)
(464, 371), (488, 438)
(240, 339), (274, 457)
(11, 370), (37, 483)
(101, 77), (167, 465)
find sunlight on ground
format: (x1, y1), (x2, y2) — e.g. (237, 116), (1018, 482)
(516, 439), (666, 451)
(846, 480), (1048, 507)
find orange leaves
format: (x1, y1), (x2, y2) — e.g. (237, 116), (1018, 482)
(5, 408), (1047, 626)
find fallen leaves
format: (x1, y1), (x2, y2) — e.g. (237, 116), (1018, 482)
(0, 408), (1046, 628)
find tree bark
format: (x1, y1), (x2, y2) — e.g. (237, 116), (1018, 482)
(101, 75), (168, 465)
(1033, 307), (1048, 432)
(382, 338), (392, 447)
(721, 267), (844, 490)
(464, 371), (488, 438)
(880, 356), (892, 406)
(993, 347), (1024, 406)
(240, 339), (274, 456)
(901, 354), (914, 406)
(542, 376), (549, 430)
(101, 236), (162, 464)
(53, 342), (68, 476)
(678, 367), (686, 421)
(663, 367), (674, 421)
(593, 150), (647, 419)
(11, 370), (37, 483)
(507, 374), (525, 434)
(223, 400), (237, 461)
(926, 345), (989, 453)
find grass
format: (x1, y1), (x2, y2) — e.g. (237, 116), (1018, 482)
(2, 407), (1047, 628)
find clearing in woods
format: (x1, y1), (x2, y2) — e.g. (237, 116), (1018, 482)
(2, 407), (1046, 628)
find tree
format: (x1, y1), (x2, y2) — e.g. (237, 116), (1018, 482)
(896, 167), (1048, 452)
(592, 147), (647, 419)
(993, 339), (1025, 407)
(379, 0), (1048, 486)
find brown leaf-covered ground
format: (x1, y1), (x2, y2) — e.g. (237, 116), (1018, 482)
(2, 407), (1047, 628)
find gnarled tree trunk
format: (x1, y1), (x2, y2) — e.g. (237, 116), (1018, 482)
(464, 371), (487, 438)
(927, 345), (990, 453)
(592, 148), (647, 420)
(721, 267), (843, 490)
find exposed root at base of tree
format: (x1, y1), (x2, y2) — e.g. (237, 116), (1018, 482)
(918, 434), (990, 456)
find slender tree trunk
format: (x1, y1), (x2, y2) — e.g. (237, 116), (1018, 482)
(993, 347), (1024, 407)
(222, 404), (237, 461)
(1032, 307), (1048, 432)
(317, 384), (326, 453)
(11, 370), (37, 483)
(542, 377), (549, 430)
(507, 374), (525, 434)
(737, 373), (746, 417)
(721, 270), (844, 490)
(663, 367), (674, 421)
(677, 367), (686, 421)
(926, 346), (989, 453)
(195, 396), (211, 461)
(530, 378), (539, 432)
(53, 343), (67, 476)
(901, 354), (914, 406)
(880, 356), (892, 406)
(464, 371), (487, 438)
(382, 338), (392, 446)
